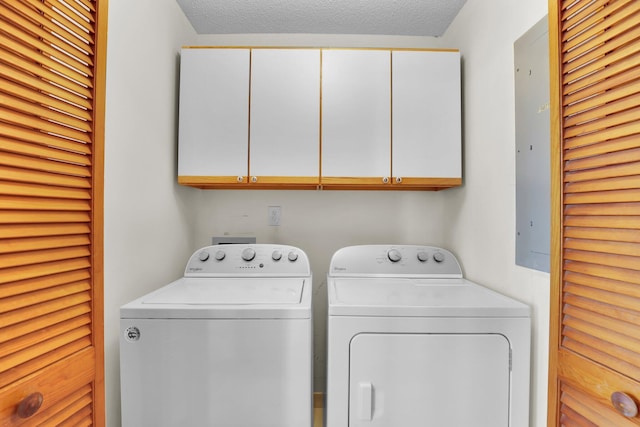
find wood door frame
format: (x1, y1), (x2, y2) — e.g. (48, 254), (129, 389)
(92, 0), (109, 424)
(547, 0), (563, 424)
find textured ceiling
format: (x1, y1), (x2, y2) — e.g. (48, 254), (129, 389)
(176, 0), (468, 37)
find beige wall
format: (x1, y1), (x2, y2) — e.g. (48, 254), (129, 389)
(440, 1), (550, 426)
(104, 0), (197, 425)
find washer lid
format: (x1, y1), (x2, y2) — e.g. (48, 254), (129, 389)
(120, 277), (311, 319)
(328, 278), (530, 317)
(143, 277), (303, 305)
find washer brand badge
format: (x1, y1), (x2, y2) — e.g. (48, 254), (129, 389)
(124, 326), (141, 342)
(189, 267), (203, 272)
(333, 266), (347, 272)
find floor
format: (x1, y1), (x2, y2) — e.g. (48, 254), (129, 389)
(314, 393), (324, 427)
(314, 407), (323, 427)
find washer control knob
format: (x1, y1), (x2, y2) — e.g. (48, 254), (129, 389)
(288, 251), (299, 262)
(214, 250), (226, 261)
(417, 251), (429, 262)
(387, 249), (402, 263)
(433, 252), (445, 263)
(272, 250), (282, 261)
(241, 247), (256, 261)
(198, 251), (210, 262)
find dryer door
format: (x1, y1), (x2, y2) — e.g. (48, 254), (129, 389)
(349, 333), (511, 426)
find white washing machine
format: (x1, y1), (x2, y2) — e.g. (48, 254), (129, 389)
(120, 244), (313, 427)
(325, 245), (530, 427)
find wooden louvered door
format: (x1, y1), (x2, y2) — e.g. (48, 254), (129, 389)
(0, 0), (106, 425)
(548, 0), (640, 425)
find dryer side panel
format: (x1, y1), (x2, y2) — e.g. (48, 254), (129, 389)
(349, 333), (510, 426)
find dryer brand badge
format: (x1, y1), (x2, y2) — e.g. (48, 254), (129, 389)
(124, 326), (141, 342)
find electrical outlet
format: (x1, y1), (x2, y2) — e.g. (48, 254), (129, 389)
(268, 206), (281, 226)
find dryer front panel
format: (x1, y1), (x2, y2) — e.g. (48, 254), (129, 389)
(348, 333), (510, 426)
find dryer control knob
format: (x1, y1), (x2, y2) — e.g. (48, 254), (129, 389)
(387, 249), (402, 262)
(241, 248), (256, 261)
(417, 251), (429, 262)
(272, 250), (282, 261)
(198, 251), (210, 262)
(288, 251), (299, 262)
(433, 252), (445, 263)
(214, 250), (226, 261)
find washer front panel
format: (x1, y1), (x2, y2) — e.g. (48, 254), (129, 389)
(120, 317), (312, 427)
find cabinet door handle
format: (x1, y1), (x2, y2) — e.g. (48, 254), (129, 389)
(611, 391), (638, 418)
(237, 176), (244, 183)
(382, 177), (389, 184)
(395, 177), (403, 183)
(251, 176), (258, 183)
(17, 392), (43, 419)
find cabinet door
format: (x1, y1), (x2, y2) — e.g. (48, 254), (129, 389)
(249, 49), (320, 186)
(178, 49), (250, 183)
(392, 51), (461, 185)
(321, 50), (391, 185)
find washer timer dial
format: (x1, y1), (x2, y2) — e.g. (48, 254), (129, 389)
(241, 248), (256, 261)
(387, 249), (402, 263)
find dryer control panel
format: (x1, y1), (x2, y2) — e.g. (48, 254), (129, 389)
(185, 244), (310, 277)
(329, 245), (462, 278)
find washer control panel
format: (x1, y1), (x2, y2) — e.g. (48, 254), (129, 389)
(329, 245), (462, 278)
(185, 244), (310, 277)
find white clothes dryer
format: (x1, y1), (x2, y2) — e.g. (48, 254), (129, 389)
(120, 244), (313, 427)
(325, 245), (530, 427)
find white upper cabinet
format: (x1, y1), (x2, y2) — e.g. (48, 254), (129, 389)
(321, 50), (391, 181)
(392, 50), (461, 181)
(178, 47), (461, 190)
(178, 48), (249, 179)
(250, 49), (320, 181)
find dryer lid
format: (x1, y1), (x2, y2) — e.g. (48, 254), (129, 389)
(328, 278), (530, 317)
